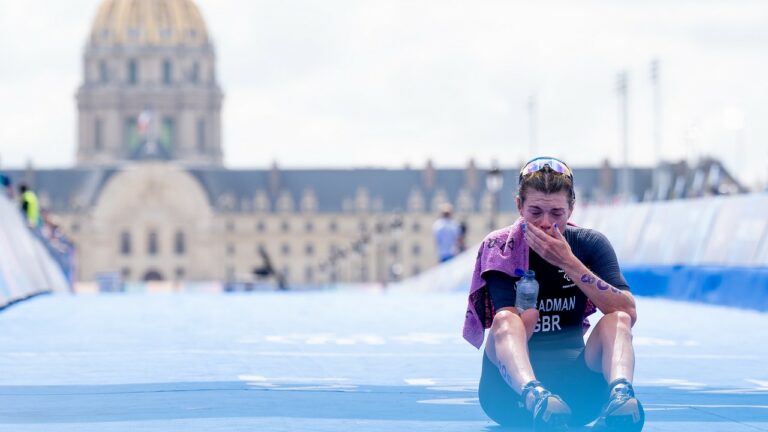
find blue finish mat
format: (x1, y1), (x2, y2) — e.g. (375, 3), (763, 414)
(0, 292), (766, 431)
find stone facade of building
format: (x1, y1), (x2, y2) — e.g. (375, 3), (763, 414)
(46, 162), (512, 285)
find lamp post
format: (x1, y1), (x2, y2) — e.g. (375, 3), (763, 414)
(616, 70), (631, 201)
(486, 165), (504, 230)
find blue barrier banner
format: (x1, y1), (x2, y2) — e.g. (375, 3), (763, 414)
(624, 265), (768, 312)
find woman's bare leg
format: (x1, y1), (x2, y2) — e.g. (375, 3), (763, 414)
(584, 311), (635, 383)
(484, 308), (539, 398)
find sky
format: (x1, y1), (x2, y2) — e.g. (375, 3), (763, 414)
(1, 0), (767, 187)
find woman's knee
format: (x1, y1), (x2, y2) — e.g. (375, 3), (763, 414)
(601, 310), (634, 334)
(490, 309), (523, 338)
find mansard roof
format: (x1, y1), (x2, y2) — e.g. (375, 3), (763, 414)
(3, 163), (656, 214)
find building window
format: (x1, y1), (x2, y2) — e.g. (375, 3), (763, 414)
(191, 62), (200, 83)
(389, 243), (399, 256)
(175, 267), (185, 279)
(281, 220), (290, 233)
(227, 243), (235, 256)
(305, 220), (314, 232)
(99, 61), (108, 83)
(412, 243), (421, 256)
(121, 267), (131, 279)
(413, 265), (421, 275)
(128, 27), (140, 41)
(161, 117), (174, 152)
(281, 243), (290, 256)
(305, 266), (314, 283)
(174, 231), (186, 255)
(256, 220), (266, 232)
(329, 220), (338, 232)
(94, 118), (103, 151)
(305, 243), (314, 256)
(71, 223), (80, 233)
(226, 220), (235, 232)
(128, 59), (138, 85)
(124, 117), (140, 151)
(148, 231), (158, 255)
(358, 220), (367, 232)
(196, 119), (205, 151)
(162, 59), (172, 85)
(412, 221), (421, 232)
(120, 231), (131, 255)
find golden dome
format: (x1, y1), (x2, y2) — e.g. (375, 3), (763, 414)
(89, 0), (209, 47)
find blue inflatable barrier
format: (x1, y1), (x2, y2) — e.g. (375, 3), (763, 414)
(624, 265), (768, 311)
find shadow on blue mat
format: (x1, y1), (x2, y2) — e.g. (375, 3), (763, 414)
(0, 381), (765, 427)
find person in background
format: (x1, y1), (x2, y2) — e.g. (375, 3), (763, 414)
(18, 183), (42, 228)
(0, 173), (12, 199)
(458, 220), (468, 253)
(432, 203), (461, 263)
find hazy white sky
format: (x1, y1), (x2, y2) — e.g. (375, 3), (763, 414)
(1, 0), (766, 186)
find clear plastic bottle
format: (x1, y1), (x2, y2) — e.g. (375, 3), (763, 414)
(515, 270), (540, 312)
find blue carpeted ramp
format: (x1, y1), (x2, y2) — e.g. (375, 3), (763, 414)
(0, 292), (766, 431)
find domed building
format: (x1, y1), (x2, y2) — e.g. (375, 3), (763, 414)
(4, 0), (657, 288)
(77, 0), (223, 166)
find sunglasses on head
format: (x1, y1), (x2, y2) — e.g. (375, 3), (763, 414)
(518, 157), (573, 183)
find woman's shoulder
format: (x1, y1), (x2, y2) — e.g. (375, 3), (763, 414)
(565, 225), (613, 251)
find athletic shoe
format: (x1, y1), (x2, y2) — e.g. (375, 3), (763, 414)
(592, 378), (645, 431)
(521, 380), (572, 431)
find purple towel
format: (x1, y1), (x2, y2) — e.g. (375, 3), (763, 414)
(462, 219), (597, 349)
(462, 218), (528, 349)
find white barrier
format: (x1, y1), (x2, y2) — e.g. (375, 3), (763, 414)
(390, 244), (476, 293)
(574, 193), (768, 267)
(392, 192), (768, 293)
(0, 194), (69, 307)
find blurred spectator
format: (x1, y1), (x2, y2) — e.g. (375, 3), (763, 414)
(18, 183), (42, 228)
(40, 209), (77, 288)
(432, 203), (461, 263)
(458, 220), (468, 253)
(0, 172), (12, 199)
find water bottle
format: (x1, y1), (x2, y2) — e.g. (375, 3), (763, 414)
(515, 270), (539, 312)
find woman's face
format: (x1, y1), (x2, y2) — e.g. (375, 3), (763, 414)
(516, 190), (572, 234)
